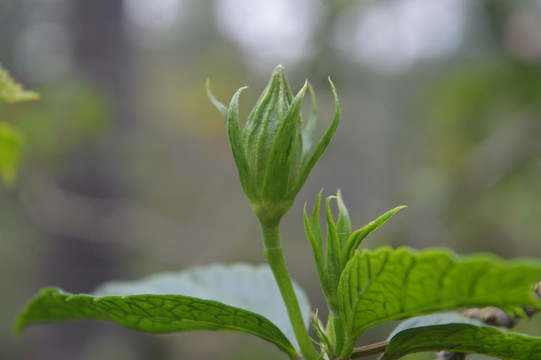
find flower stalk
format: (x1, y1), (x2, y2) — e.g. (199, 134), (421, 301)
(260, 219), (319, 360)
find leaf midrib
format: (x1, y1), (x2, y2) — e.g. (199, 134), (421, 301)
(344, 252), (540, 338)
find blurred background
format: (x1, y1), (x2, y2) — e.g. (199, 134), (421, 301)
(1, 0), (541, 359)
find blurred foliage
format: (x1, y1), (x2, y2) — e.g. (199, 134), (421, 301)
(421, 57), (541, 253)
(0, 77), (108, 180)
(0, 64), (38, 104)
(0, 63), (38, 185)
(0, 122), (22, 185)
(427, 60), (541, 171)
(15, 80), (109, 162)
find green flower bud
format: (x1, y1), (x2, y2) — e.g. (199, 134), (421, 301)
(207, 65), (340, 225)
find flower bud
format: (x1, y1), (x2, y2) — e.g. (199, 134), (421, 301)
(207, 65), (340, 225)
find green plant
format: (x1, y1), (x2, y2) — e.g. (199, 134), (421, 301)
(13, 66), (541, 359)
(0, 64), (38, 185)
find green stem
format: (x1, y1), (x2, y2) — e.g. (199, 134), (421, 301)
(338, 335), (356, 360)
(332, 312), (345, 356)
(260, 220), (319, 360)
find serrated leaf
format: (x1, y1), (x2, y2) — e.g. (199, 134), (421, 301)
(15, 288), (298, 357)
(93, 263), (311, 345)
(384, 313), (541, 360)
(338, 247), (541, 358)
(0, 64), (39, 104)
(15, 263), (312, 358)
(0, 122), (23, 185)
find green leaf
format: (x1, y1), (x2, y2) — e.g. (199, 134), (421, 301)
(338, 247), (541, 359)
(0, 64), (39, 104)
(304, 190), (326, 293)
(15, 263), (312, 358)
(384, 313), (541, 360)
(304, 191), (345, 312)
(93, 263), (312, 345)
(205, 79), (228, 122)
(311, 311), (334, 358)
(301, 83), (317, 165)
(15, 288), (299, 357)
(242, 65), (293, 188)
(387, 312), (491, 339)
(335, 190), (351, 249)
(262, 81), (307, 203)
(0, 122), (24, 185)
(341, 206), (406, 268)
(324, 195), (342, 311)
(225, 87), (257, 201)
(292, 78), (340, 197)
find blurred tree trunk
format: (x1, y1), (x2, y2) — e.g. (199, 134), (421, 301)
(31, 1), (160, 359)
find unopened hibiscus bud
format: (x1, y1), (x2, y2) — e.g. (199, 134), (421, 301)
(207, 65), (340, 225)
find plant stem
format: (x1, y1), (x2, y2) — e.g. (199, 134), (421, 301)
(339, 335), (360, 360)
(350, 341), (389, 359)
(260, 220), (320, 360)
(332, 312), (345, 356)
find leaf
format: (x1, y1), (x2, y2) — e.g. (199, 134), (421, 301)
(15, 263), (312, 358)
(384, 313), (541, 360)
(242, 65), (293, 187)
(292, 78), (340, 197)
(301, 83), (317, 164)
(0, 122), (23, 185)
(0, 64), (39, 104)
(15, 288), (299, 357)
(205, 79), (228, 122)
(311, 310), (334, 357)
(335, 190), (352, 249)
(341, 206), (406, 268)
(225, 87), (256, 200)
(304, 190), (326, 293)
(262, 81), (307, 203)
(338, 247), (541, 358)
(387, 312), (490, 339)
(93, 263), (312, 345)
(324, 195), (342, 312)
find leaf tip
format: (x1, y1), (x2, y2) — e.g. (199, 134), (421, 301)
(12, 320), (24, 338)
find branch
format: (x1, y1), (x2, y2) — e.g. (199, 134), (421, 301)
(350, 341), (389, 359)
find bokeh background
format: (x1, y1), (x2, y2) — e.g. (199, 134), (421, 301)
(2, 0), (541, 359)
